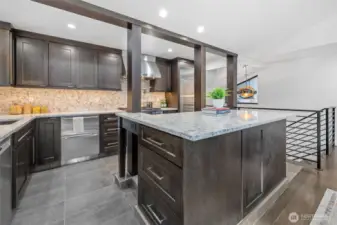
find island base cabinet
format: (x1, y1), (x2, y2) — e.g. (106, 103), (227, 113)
(139, 177), (182, 225)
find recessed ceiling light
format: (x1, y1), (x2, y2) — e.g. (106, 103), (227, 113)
(168, 48), (173, 52)
(181, 37), (188, 41)
(159, 8), (168, 18)
(67, 23), (76, 29)
(197, 26), (205, 33)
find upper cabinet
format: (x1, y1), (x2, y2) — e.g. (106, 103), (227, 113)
(48, 43), (77, 88)
(0, 28), (12, 86)
(14, 31), (123, 90)
(98, 52), (122, 90)
(16, 37), (48, 87)
(150, 58), (171, 92)
(77, 48), (98, 89)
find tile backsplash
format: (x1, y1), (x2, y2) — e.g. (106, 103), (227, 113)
(0, 80), (165, 114)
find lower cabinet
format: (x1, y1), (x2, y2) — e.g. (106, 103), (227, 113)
(12, 122), (34, 208)
(99, 114), (119, 155)
(35, 117), (61, 171)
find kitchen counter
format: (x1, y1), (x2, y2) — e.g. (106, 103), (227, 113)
(160, 107), (178, 111)
(0, 110), (122, 141)
(117, 109), (294, 141)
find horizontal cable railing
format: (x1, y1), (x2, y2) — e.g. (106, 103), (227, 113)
(237, 106), (336, 169)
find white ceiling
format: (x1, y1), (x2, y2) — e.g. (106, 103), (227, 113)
(1, 0), (337, 72)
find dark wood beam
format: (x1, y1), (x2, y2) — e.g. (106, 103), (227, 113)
(127, 23), (141, 113)
(194, 45), (206, 111)
(227, 55), (238, 108)
(0, 21), (12, 30)
(31, 0), (237, 57)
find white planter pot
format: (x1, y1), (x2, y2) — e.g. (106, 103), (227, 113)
(212, 99), (224, 108)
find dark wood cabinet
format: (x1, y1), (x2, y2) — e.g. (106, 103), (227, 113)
(49, 43), (77, 88)
(77, 48), (98, 89)
(99, 114), (119, 155)
(36, 118), (61, 170)
(12, 122), (34, 208)
(151, 59), (171, 92)
(98, 52), (122, 90)
(16, 37), (48, 86)
(0, 29), (12, 86)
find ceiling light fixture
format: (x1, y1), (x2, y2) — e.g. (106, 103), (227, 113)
(168, 48), (173, 52)
(67, 23), (76, 29)
(197, 26), (205, 33)
(159, 8), (168, 18)
(181, 37), (188, 41)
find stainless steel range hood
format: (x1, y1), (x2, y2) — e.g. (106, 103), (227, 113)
(121, 52), (162, 79)
(141, 55), (161, 79)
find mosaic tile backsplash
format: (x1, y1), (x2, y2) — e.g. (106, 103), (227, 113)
(0, 80), (165, 114)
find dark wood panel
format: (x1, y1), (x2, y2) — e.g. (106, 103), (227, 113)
(262, 120), (286, 194)
(0, 29), (11, 85)
(16, 37), (48, 86)
(139, 145), (182, 215)
(183, 131), (242, 225)
(49, 42), (77, 88)
(140, 125), (183, 167)
(77, 47), (98, 88)
(165, 58), (179, 110)
(242, 126), (263, 215)
(97, 52), (122, 90)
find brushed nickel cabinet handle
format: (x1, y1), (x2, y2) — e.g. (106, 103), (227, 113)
(146, 137), (163, 146)
(147, 167), (164, 181)
(146, 204), (166, 224)
(107, 128), (118, 132)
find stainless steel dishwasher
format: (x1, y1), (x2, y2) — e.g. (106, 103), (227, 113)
(61, 116), (100, 165)
(0, 137), (12, 225)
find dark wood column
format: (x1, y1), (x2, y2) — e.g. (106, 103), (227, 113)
(119, 23), (141, 178)
(227, 55), (238, 108)
(194, 45), (206, 111)
(127, 23), (141, 113)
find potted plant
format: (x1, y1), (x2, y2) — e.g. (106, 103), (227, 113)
(207, 88), (231, 108)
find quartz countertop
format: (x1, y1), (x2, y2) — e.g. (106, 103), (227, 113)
(117, 110), (295, 141)
(160, 108), (178, 111)
(0, 110), (122, 141)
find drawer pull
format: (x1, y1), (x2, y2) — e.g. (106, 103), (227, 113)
(147, 167), (164, 181)
(107, 128), (118, 132)
(107, 142), (118, 146)
(146, 137), (163, 146)
(105, 117), (117, 121)
(146, 204), (166, 224)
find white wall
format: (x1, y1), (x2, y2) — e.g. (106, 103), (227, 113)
(239, 44), (337, 110)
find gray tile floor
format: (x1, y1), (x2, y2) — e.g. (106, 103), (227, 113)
(11, 156), (141, 225)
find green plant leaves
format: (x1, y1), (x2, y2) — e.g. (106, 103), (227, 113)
(207, 88), (231, 99)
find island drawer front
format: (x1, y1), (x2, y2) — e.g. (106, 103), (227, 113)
(139, 145), (182, 214)
(139, 177), (182, 225)
(139, 125), (183, 167)
(101, 114), (118, 122)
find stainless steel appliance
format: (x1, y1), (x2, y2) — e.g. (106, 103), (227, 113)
(179, 62), (195, 112)
(0, 138), (12, 225)
(61, 116), (100, 165)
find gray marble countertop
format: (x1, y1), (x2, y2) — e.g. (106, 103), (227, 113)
(0, 110), (122, 141)
(117, 110), (295, 141)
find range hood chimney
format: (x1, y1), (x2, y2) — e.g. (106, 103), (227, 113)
(121, 52), (162, 79)
(141, 55), (161, 79)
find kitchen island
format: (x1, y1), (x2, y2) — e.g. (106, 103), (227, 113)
(117, 110), (292, 225)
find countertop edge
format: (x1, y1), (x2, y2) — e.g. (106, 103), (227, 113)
(117, 113), (288, 141)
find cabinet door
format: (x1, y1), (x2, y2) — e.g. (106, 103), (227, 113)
(0, 143), (12, 225)
(0, 29), (11, 86)
(151, 59), (171, 92)
(77, 48), (98, 89)
(262, 121), (286, 194)
(15, 141), (28, 196)
(36, 118), (61, 165)
(97, 52), (122, 90)
(242, 126), (263, 215)
(16, 37), (48, 86)
(49, 43), (77, 88)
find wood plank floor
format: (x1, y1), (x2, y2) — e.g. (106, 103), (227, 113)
(256, 150), (337, 225)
